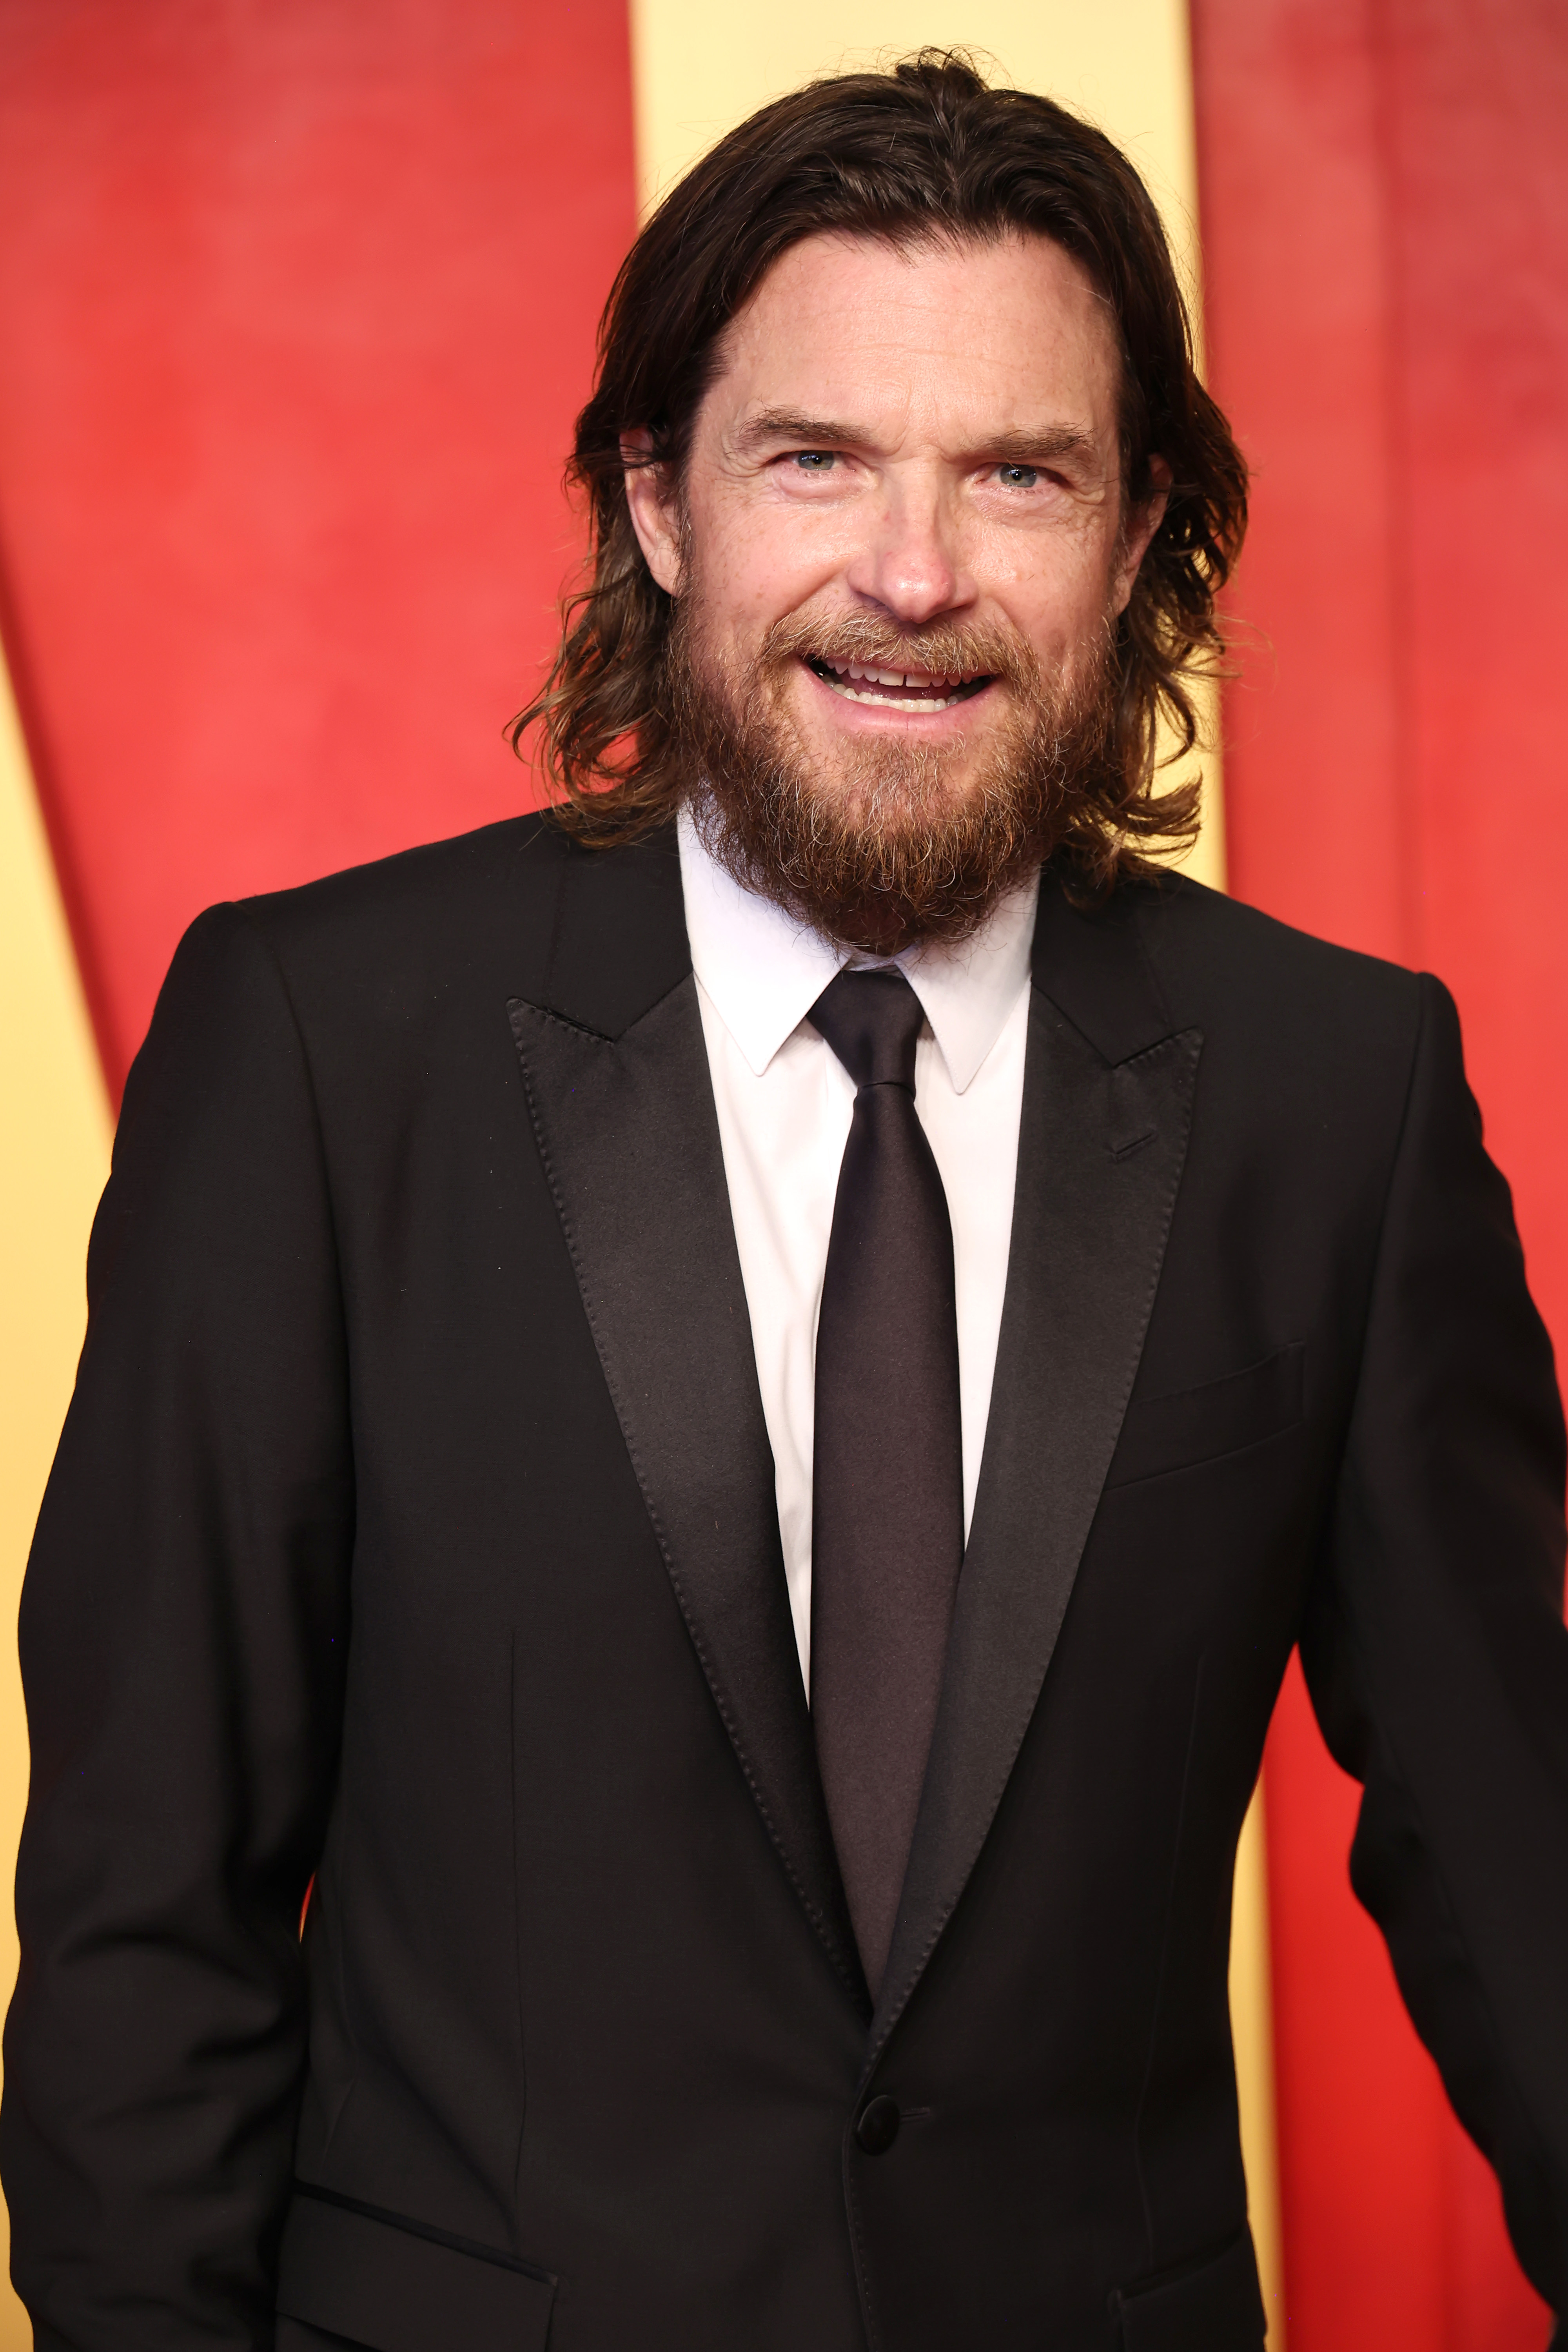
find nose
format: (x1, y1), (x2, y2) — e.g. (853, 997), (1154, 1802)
(844, 471), (975, 628)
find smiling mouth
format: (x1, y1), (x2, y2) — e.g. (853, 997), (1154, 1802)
(806, 655), (994, 712)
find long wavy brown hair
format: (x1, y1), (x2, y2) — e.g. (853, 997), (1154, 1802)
(510, 50), (1248, 889)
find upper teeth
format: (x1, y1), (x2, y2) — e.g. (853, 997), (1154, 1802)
(823, 659), (975, 690)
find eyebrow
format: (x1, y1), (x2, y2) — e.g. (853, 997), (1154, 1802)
(732, 407), (1103, 470)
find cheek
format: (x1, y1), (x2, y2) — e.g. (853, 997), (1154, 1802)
(701, 504), (854, 633)
(999, 578), (1119, 682)
(975, 513), (1122, 633)
(1106, 544), (1142, 619)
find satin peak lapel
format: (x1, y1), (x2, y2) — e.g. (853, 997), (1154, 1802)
(508, 961), (865, 2009)
(872, 879), (1201, 2049)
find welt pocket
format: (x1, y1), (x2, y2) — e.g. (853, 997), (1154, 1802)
(277, 2184), (555, 2352)
(1111, 2223), (1265, 2348)
(1105, 1343), (1306, 1490)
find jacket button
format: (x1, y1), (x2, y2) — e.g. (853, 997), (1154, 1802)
(855, 2095), (901, 2154)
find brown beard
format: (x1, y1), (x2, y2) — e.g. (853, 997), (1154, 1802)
(667, 599), (1119, 955)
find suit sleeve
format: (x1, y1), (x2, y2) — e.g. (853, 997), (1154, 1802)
(1302, 971), (1568, 2316)
(1, 903), (353, 2351)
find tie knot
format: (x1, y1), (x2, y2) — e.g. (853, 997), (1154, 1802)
(809, 967), (926, 1093)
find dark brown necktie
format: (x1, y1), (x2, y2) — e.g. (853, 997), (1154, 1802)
(809, 967), (965, 1998)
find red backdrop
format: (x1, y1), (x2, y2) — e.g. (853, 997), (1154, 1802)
(0, 0), (636, 1098)
(1193, 0), (1568, 2343)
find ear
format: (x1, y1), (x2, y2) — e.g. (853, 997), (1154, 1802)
(621, 428), (683, 596)
(1109, 455), (1171, 615)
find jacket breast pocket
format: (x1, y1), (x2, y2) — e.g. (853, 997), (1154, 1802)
(1105, 1344), (1306, 1490)
(276, 2186), (556, 2352)
(1112, 2225), (1266, 2349)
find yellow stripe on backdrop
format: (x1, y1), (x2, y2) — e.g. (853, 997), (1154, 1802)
(0, 654), (113, 2346)
(626, 6), (1281, 2341)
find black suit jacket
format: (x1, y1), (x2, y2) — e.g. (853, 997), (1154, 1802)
(5, 817), (1567, 2352)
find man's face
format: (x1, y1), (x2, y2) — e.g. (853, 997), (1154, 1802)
(623, 229), (1167, 947)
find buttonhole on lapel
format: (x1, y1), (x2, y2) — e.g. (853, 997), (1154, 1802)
(1110, 1127), (1157, 1162)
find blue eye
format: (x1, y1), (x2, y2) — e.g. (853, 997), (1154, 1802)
(998, 463), (1039, 488)
(793, 450), (836, 470)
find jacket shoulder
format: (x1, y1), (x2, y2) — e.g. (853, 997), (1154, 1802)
(1134, 870), (1428, 1058)
(171, 815), (688, 1040)
(1034, 862), (1428, 1081)
(1140, 869), (1418, 996)
(241, 812), (568, 966)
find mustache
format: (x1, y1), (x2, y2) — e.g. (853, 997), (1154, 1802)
(755, 609), (1042, 694)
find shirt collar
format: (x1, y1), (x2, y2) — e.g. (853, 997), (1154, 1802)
(676, 802), (1038, 1094)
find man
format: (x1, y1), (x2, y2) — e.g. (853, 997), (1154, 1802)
(5, 49), (1567, 2352)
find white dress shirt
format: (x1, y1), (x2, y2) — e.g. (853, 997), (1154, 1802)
(677, 806), (1038, 1692)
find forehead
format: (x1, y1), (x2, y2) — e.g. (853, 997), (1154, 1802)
(706, 229), (1122, 446)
